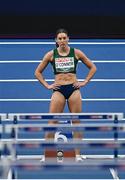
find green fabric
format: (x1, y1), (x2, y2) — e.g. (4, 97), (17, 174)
(51, 48), (78, 74)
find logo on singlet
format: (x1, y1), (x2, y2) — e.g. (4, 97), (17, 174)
(55, 57), (74, 72)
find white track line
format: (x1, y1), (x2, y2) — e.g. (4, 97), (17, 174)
(0, 60), (125, 63)
(110, 168), (120, 180)
(0, 98), (125, 102)
(0, 79), (125, 82)
(1, 41), (125, 44)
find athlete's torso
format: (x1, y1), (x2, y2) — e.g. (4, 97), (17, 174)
(51, 47), (79, 85)
(51, 47), (78, 74)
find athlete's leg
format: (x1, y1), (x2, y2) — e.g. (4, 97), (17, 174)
(44, 92), (66, 161)
(67, 90), (82, 113)
(49, 91), (66, 113)
(47, 91), (66, 137)
(67, 90), (83, 159)
(47, 91), (66, 138)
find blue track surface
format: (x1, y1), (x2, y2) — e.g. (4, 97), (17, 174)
(0, 39), (125, 114)
(0, 39), (125, 179)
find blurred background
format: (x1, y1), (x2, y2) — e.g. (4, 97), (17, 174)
(0, 0), (125, 38)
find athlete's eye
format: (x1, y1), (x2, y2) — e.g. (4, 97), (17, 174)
(58, 37), (67, 41)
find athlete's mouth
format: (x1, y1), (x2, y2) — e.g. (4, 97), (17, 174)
(60, 43), (65, 46)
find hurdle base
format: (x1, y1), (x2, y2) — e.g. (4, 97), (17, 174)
(45, 149), (75, 162)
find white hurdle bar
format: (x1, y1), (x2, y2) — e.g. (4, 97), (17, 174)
(7, 112), (124, 120)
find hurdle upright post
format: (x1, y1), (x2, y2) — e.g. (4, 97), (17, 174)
(113, 114), (119, 159)
(112, 114), (119, 178)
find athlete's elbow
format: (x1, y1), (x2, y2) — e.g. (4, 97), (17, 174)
(34, 69), (39, 79)
(93, 64), (97, 73)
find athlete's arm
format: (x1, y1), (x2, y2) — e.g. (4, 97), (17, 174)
(35, 51), (52, 88)
(35, 50), (60, 90)
(74, 49), (97, 87)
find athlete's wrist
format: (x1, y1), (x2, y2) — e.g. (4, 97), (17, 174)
(84, 79), (89, 83)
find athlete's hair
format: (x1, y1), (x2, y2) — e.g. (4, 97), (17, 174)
(55, 28), (69, 37)
(55, 28), (69, 47)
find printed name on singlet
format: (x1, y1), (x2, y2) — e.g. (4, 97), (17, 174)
(55, 57), (74, 71)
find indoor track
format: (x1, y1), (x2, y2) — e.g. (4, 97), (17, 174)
(0, 39), (125, 179)
(0, 39), (125, 113)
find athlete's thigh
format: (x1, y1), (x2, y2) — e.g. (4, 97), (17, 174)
(68, 90), (82, 113)
(49, 91), (66, 113)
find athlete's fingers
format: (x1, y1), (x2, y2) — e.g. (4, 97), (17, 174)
(73, 82), (80, 88)
(54, 83), (61, 87)
(53, 83), (61, 90)
(53, 86), (60, 90)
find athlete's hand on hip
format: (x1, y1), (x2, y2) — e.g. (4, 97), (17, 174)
(47, 83), (60, 90)
(73, 81), (88, 88)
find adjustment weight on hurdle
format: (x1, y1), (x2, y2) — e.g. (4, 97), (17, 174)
(45, 119), (76, 162)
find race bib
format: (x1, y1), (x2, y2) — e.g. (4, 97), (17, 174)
(55, 57), (74, 72)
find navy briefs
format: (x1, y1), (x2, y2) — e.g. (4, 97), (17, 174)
(53, 84), (79, 99)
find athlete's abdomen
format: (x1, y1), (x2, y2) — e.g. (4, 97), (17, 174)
(55, 73), (77, 85)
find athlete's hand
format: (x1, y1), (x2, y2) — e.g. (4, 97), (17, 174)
(73, 80), (88, 88)
(47, 83), (60, 90)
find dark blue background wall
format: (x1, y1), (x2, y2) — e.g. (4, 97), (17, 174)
(0, 0), (125, 16)
(0, 0), (125, 38)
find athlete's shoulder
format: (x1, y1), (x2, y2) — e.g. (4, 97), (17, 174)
(45, 50), (54, 57)
(74, 48), (83, 54)
(74, 48), (86, 59)
(40, 50), (54, 63)
(44, 50), (54, 59)
(74, 48), (83, 59)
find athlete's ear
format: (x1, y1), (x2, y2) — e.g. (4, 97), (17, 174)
(55, 38), (59, 47)
(55, 38), (58, 42)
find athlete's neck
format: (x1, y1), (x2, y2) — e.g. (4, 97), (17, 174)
(58, 46), (70, 55)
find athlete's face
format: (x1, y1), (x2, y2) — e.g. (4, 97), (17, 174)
(56, 33), (69, 48)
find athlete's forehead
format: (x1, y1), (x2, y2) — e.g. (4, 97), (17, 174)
(56, 32), (68, 39)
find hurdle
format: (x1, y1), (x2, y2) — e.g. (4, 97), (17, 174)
(0, 112), (125, 179)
